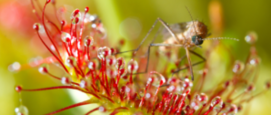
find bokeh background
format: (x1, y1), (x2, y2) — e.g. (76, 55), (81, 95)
(0, 0), (270, 114)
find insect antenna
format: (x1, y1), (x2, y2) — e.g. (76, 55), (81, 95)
(185, 6), (198, 35)
(203, 37), (239, 41)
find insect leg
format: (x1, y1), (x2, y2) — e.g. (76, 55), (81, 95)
(156, 18), (197, 81)
(115, 17), (186, 76)
(134, 43), (184, 75)
(171, 50), (206, 80)
(114, 19), (160, 55)
(114, 18), (181, 55)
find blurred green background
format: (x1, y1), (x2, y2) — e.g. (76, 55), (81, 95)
(0, 0), (270, 114)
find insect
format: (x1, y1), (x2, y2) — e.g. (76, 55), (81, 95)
(115, 10), (208, 81)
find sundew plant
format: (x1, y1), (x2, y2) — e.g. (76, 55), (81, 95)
(11, 0), (270, 115)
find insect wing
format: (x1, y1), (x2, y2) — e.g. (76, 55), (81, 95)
(161, 22), (189, 40)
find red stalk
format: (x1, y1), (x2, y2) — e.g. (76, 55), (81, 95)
(41, 1), (62, 60)
(36, 31), (69, 73)
(85, 107), (99, 115)
(46, 100), (92, 115)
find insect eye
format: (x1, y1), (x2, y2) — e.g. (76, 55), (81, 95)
(192, 35), (203, 45)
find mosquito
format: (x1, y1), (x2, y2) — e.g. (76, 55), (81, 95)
(114, 9), (208, 81)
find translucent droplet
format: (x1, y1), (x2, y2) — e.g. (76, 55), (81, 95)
(149, 71), (166, 87)
(61, 77), (71, 85)
(220, 102), (230, 113)
(182, 78), (193, 90)
(8, 62), (21, 72)
(61, 32), (71, 43)
(119, 68), (127, 78)
(15, 105), (28, 115)
(99, 106), (106, 112)
(106, 56), (116, 67)
(88, 61), (98, 70)
(145, 93), (152, 99)
(227, 104), (238, 115)
(211, 96), (222, 107)
(28, 56), (43, 67)
(66, 56), (77, 67)
(70, 9), (81, 24)
(83, 14), (98, 23)
(197, 93), (208, 103)
(91, 23), (97, 28)
(97, 46), (111, 59)
(190, 101), (200, 110)
(127, 59), (139, 73)
(33, 23), (45, 33)
(249, 57), (261, 65)
(232, 60), (244, 73)
(246, 84), (255, 92)
(39, 64), (49, 74)
(125, 86), (131, 93)
(106, 68), (117, 78)
(15, 85), (22, 93)
(167, 77), (182, 93)
(245, 31), (257, 44)
(84, 36), (94, 47)
(116, 57), (125, 69)
(50, 45), (56, 51)
(80, 78), (91, 88)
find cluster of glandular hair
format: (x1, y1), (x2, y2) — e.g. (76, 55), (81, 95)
(13, 0), (270, 115)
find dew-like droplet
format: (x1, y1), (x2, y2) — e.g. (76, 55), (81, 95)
(106, 68), (117, 78)
(110, 48), (116, 54)
(218, 102), (228, 113)
(46, 0), (51, 4)
(106, 56), (116, 67)
(197, 93), (208, 103)
(211, 96), (222, 107)
(145, 92), (152, 99)
(70, 9), (81, 23)
(224, 80), (231, 88)
(149, 71), (166, 87)
(61, 20), (66, 26)
(232, 60), (244, 73)
(84, 36), (94, 47)
(119, 68), (127, 78)
(190, 101), (199, 110)
(72, 17), (80, 24)
(227, 104), (238, 115)
(8, 62), (21, 72)
(61, 32), (71, 43)
(166, 77), (182, 93)
(66, 56), (77, 67)
(88, 61), (97, 70)
(246, 84), (255, 92)
(15, 105), (28, 115)
(245, 31), (257, 44)
(125, 86), (131, 93)
(182, 78), (193, 90)
(249, 57), (261, 65)
(80, 78), (91, 88)
(99, 106), (106, 112)
(33, 23), (45, 33)
(85, 7), (89, 12)
(97, 46), (111, 59)
(127, 59), (139, 73)
(83, 14), (98, 23)
(39, 64), (49, 74)
(15, 85), (22, 93)
(50, 45), (56, 51)
(61, 77), (71, 85)
(116, 57), (125, 69)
